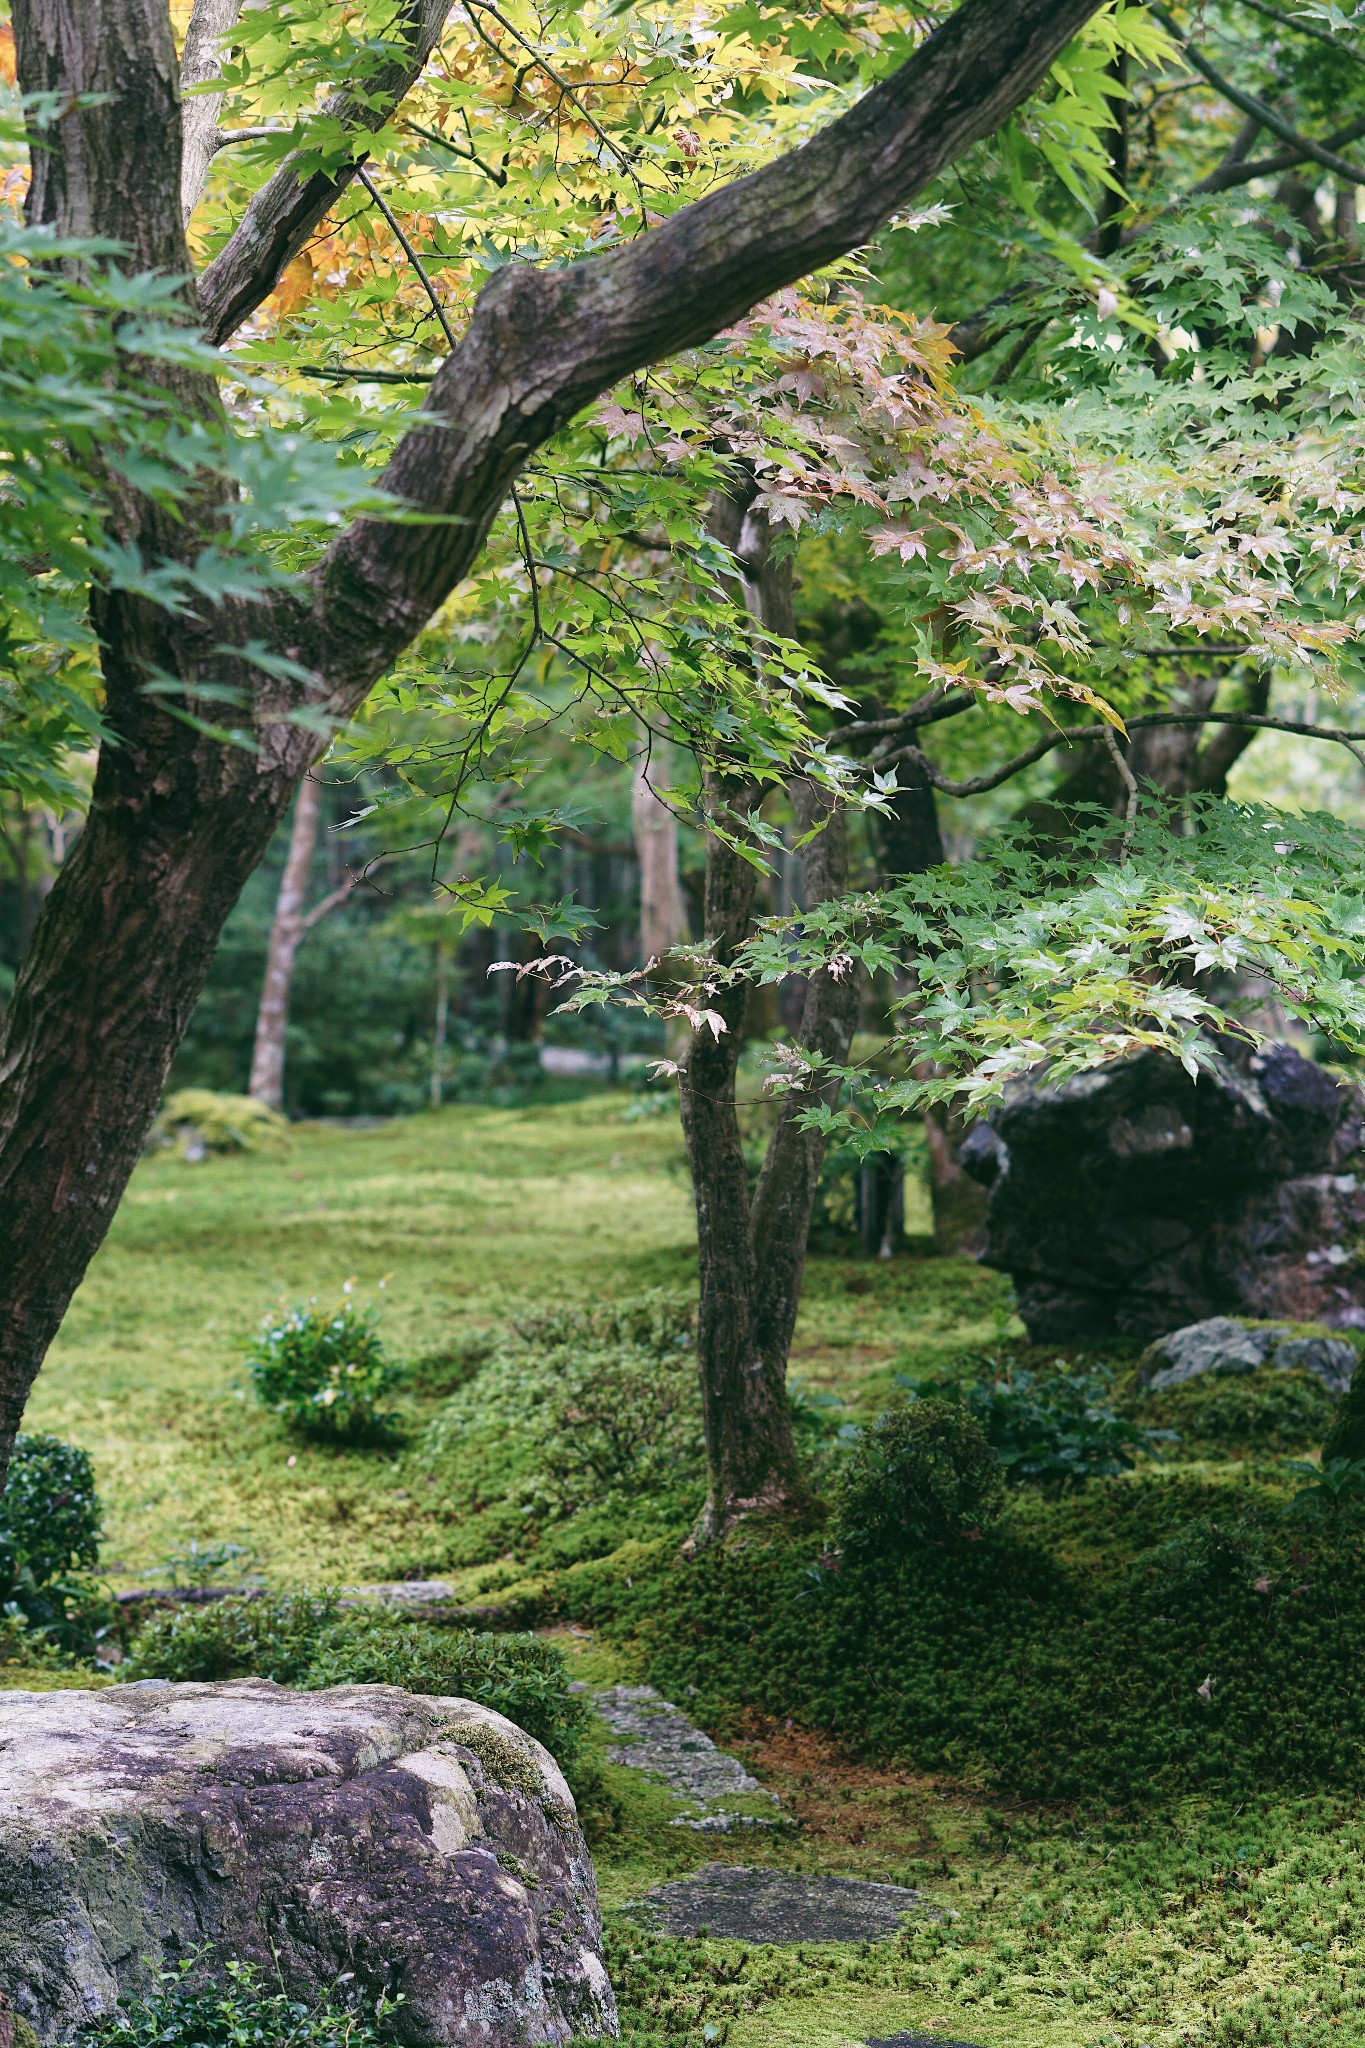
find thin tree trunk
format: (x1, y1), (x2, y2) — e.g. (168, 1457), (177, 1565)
(631, 749), (688, 966)
(248, 774), (322, 1110)
(679, 488), (859, 1545)
(431, 941), (450, 1108)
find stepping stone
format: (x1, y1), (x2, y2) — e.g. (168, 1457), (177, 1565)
(636, 1863), (932, 1943)
(593, 1685), (780, 1828)
(866, 2036), (986, 2047)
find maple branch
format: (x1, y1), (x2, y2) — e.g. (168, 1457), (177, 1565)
(885, 709), (1365, 799)
(1154, 8), (1365, 188)
(356, 165), (459, 350)
(197, 0), (456, 346)
(1232, 0), (1365, 71)
(296, 0), (1107, 715)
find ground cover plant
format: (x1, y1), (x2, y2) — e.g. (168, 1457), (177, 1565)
(11, 1108), (1365, 2046)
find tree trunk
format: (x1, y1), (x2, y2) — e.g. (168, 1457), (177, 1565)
(431, 941), (450, 1108)
(679, 491), (859, 1544)
(248, 774), (322, 1112)
(631, 750), (688, 966)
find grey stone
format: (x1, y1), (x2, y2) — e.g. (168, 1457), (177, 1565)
(635, 1865), (930, 1943)
(1141, 1316), (1278, 1387)
(0, 1680), (615, 2047)
(1276, 1335), (1358, 1393)
(1138, 1317), (1357, 1395)
(593, 1685), (773, 1808)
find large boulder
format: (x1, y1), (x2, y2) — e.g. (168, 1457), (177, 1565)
(0, 1680), (616, 2047)
(961, 1043), (1365, 1344)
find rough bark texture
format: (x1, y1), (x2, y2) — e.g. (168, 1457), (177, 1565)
(178, 0), (241, 221)
(678, 493), (859, 1543)
(249, 775), (323, 1111)
(0, 0), (1106, 1484)
(631, 752), (689, 968)
(0, 1681), (614, 2046)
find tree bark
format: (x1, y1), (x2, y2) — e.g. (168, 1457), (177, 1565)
(631, 751), (688, 968)
(679, 489), (859, 1544)
(0, 0), (1107, 1485)
(249, 774), (323, 1112)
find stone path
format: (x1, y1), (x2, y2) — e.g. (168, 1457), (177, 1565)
(591, 1683), (780, 1831)
(636, 1864), (934, 1943)
(866, 2036), (985, 2047)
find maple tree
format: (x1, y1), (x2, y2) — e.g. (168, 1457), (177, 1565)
(5, 0), (1365, 1541)
(0, 0), (1114, 1493)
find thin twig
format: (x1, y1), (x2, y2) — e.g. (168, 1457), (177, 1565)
(356, 165), (460, 351)
(462, 1), (637, 180)
(1232, 0), (1365, 71)
(297, 363), (436, 384)
(1155, 7), (1365, 187)
(883, 709), (1365, 799)
(406, 116), (508, 186)
(1102, 724), (1139, 857)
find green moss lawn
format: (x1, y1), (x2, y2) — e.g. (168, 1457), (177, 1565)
(17, 1098), (1365, 2048)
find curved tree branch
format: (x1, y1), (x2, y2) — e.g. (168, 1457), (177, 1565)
(297, 0), (1107, 716)
(197, 0), (455, 345)
(1155, 7), (1365, 188)
(886, 708), (1365, 799)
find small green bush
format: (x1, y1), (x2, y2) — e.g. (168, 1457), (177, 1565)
(80, 1955), (391, 2048)
(0, 1433), (107, 1654)
(1323, 1364), (1365, 1464)
(120, 1592), (338, 1685)
(150, 1089), (290, 1159)
(923, 1354), (1160, 1482)
(834, 1398), (1003, 1560)
(246, 1293), (404, 1441)
(120, 1596), (591, 1798)
(419, 1292), (703, 1563)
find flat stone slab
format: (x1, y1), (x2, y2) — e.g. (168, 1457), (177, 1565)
(636, 1864), (931, 1943)
(867, 2035), (985, 2047)
(0, 1680), (615, 2046)
(593, 1685), (779, 1830)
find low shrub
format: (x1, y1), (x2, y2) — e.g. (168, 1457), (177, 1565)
(1323, 1363), (1365, 1464)
(834, 1398), (1003, 1560)
(150, 1089), (290, 1160)
(120, 1596), (592, 1801)
(303, 1611), (589, 1771)
(120, 1592), (339, 1685)
(418, 1292), (703, 1566)
(0, 1433), (108, 1655)
(922, 1353), (1161, 1482)
(80, 1955), (391, 2048)
(246, 1293), (404, 1441)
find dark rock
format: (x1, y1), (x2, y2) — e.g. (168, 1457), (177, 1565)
(961, 1044), (1365, 1343)
(0, 1680), (615, 2046)
(1137, 1316), (1356, 1394)
(636, 1864), (931, 1942)
(865, 2036), (985, 2047)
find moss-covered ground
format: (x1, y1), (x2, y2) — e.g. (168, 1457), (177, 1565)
(13, 1098), (1365, 2048)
